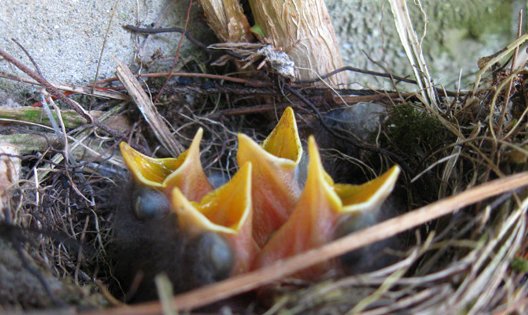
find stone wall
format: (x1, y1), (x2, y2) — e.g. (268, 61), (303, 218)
(0, 0), (520, 100)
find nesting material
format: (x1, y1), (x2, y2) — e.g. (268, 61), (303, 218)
(117, 107), (400, 293)
(0, 143), (20, 216)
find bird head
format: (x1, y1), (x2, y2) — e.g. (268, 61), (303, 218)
(116, 106), (401, 291)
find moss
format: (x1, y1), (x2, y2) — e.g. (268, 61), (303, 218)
(384, 103), (451, 158)
(0, 106), (87, 129)
(510, 257), (528, 273)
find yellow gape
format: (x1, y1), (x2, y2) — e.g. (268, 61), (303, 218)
(119, 128), (212, 202)
(118, 107), (401, 282)
(237, 107), (303, 246)
(171, 163), (257, 275)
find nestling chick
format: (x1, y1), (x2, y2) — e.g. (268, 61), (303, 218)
(110, 183), (183, 302)
(111, 105), (405, 295)
(182, 232), (234, 289)
(334, 194), (406, 274)
(311, 103), (407, 274)
(110, 183), (234, 302)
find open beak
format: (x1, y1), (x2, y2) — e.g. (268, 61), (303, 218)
(170, 162), (258, 275)
(253, 136), (341, 277)
(119, 108), (401, 280)
(335, 165), (400, 214)
(237, 107), (303, 247)
(119, 128), (212, 202)
(254, 137), (400, 278)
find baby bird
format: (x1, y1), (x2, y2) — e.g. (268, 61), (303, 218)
(111, 105), (405, 299)
(312, 104), (407, 274)
(110, 183), (234, 302)
(333, 193), (406, 274)
(110, 184), (182, 302)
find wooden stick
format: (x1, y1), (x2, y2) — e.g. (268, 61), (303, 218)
(115, 61), (184, 155)
(248, 0), (347, 86)
(197, 0), (253, 42)
(87, 171), (528, 315)
(0, 106), (104, 129)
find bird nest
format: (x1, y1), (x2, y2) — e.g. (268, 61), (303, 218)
(2, 31), (528, 315)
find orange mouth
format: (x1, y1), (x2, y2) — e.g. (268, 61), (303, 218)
(119, 108), (401, 281)
(254, 137), (401, 278)
(237, 107), (303, 246)
(119, 128), (212, 202)
(170, 163), (257, 275)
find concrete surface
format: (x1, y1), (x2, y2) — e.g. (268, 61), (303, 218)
(328, 0), (517, 89)
(0, 0), (211, 97)
(0, 0), (521, 101)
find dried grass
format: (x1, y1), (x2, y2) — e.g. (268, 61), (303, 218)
(1, 2), (528, 315)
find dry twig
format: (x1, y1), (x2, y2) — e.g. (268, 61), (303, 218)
(115, 61), (184, 155)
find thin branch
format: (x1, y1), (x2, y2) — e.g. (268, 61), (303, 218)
(295, 65), (418, 85)
(115, 61), (184, 154)
(0, 48), (123, 139)
(123, 25), (209, 51)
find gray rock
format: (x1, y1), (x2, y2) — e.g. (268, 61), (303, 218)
(327, 0), (517, 89)
(323, 102), (388, 142)
(0, 0), (519, 98)
(0, 0), (211, 100)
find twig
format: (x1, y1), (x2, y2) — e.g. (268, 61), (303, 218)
(389, 0), (438, 109)
(0, 133), (63, 154)
(209, 103), (291, 117)
(84, 171), (528, 314)
(11, 38), (44, 76)
(497, 10), (524, 135)
(0, 106), (106, 129)
(473, 34), (528, 94)
(115, 61), (184, 155)
(10, 39), (62, 136)
(95, 70), (270, 88)
(0, 48), (123, 139)
(154, 0), (194, 102)
(91, 0), (119, 109)
(0, 70), (128, 100)
(92, 69), (465, 98)
(123, 25), (208, 50)
(296, 65), (417, 85)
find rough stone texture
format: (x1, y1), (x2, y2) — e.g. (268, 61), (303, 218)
(0, 0), (212, 99)
(327, 0), (517, 89)
(0, 0), (521, 99)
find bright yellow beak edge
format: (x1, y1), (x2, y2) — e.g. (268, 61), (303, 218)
(164, 128), (213, 201)
(119, 141), (183, 189)
(170, 162), (257, 275)
(254, 136), (342, 277)
(119, 128), (212, 202)
(335, 165), (401, 214)
(261, 107), (303, 164)
(236, 107), (303, 247)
